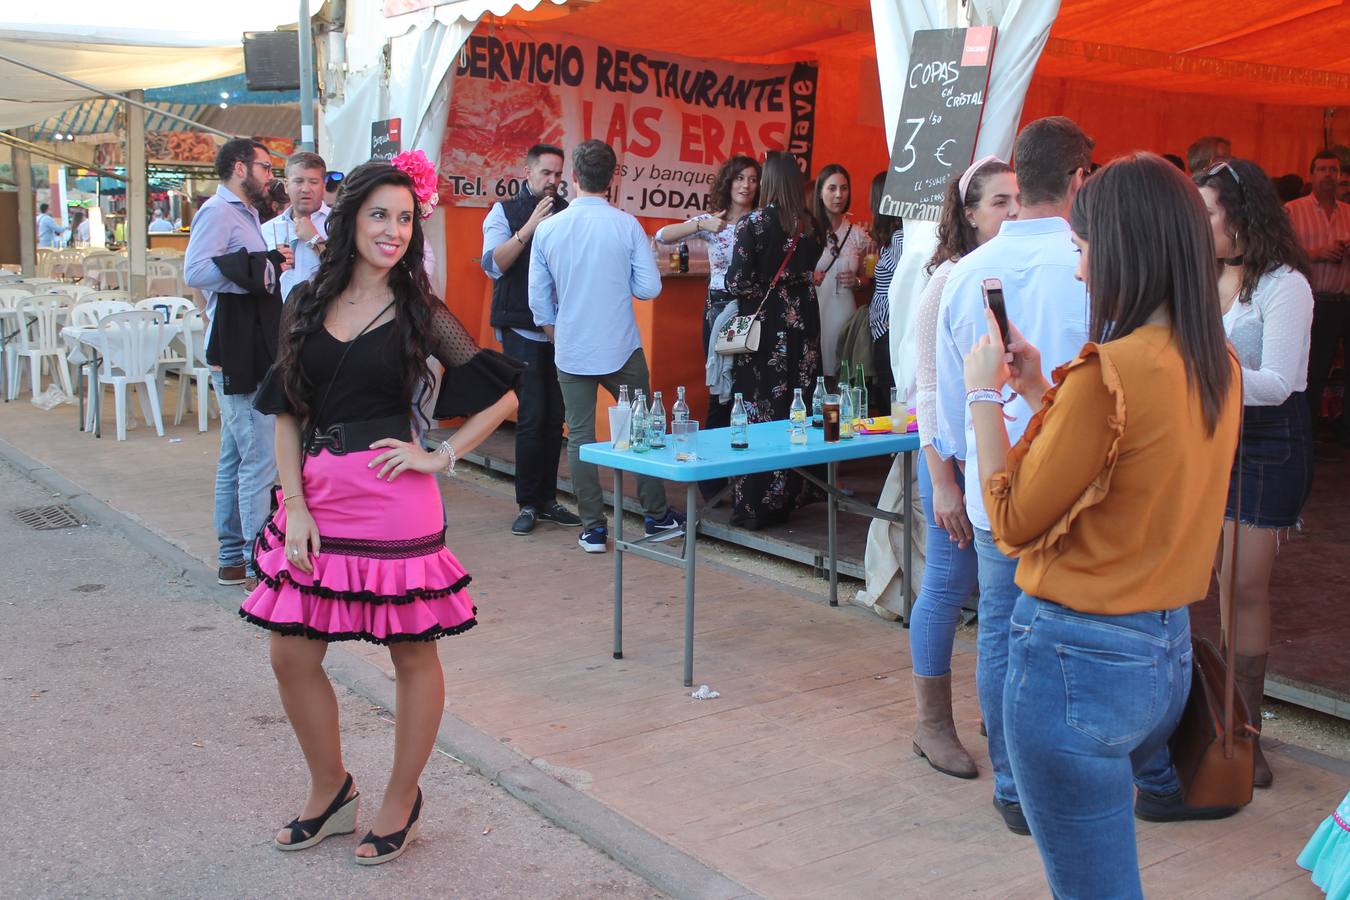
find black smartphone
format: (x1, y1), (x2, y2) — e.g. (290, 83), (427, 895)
(981, 277), (1011, 349)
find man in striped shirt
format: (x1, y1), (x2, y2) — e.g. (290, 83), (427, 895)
(1286, 149), (1350, 438)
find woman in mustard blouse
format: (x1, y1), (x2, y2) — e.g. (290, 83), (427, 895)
(962, 153), (1242, 899)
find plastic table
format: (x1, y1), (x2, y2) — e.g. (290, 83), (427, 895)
(580, 419), (920, 685)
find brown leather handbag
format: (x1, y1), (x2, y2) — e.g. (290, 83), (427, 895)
(1168, 383), (1257, 809)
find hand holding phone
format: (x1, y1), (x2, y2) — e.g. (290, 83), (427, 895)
(980, 278), (1012, 350)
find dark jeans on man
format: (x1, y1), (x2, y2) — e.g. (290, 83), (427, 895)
(500, 330), (566, 509)
(1307, 294), (1350, 437)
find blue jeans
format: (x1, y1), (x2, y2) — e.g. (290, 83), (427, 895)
(211, 372), (277, 575)
(973, 527), (1021, 804)
(909, 453), (978, 677)
(1005, 594), (1189, 900)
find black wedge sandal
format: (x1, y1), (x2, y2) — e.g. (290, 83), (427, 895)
(354, 787), (422, 866)
(274, 773), (360, 851)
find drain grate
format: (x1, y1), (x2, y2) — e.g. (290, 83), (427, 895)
(13, 504), (87, 531)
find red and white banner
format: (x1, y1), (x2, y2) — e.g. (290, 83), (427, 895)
(438, 30), (819, 218)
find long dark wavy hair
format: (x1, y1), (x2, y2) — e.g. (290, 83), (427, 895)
(1070, 153), (1233, 434)
(759, 151), (816, 239)
(812, 163), (851, 250)
(1193, 157), (1311, 305)
(275, 161), (438, 428)
(927, 160), (1014, 274)
(709, 155), (760, 214)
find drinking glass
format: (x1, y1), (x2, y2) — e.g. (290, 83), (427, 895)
(822, 395), (841, 443)
(673, 420), (700, 461)
(608, 405), (632, 451)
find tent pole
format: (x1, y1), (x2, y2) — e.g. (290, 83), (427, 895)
(299, 0), (316, 152)
(126, 90), (148, 300)
(15, 127), (35, 275)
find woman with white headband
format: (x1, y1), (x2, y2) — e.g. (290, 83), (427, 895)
(908, 155), (1018, 780)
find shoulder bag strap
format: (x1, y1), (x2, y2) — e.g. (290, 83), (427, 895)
(747, 234), (800, 321)
(299, 298), (397, 464)
(1222, 374), (1245, 756)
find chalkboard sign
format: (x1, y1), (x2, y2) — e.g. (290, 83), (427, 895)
(878, 27), (996, 222)
(371, 118), (402, 162)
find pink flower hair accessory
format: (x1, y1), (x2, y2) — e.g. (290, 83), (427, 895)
(390, 149), (440, 219)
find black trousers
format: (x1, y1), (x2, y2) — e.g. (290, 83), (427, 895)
(500, 330), (566, 508)
(1307, 295), (1350, 436)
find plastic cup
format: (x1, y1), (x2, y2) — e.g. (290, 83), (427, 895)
(609, 405), (632, 451)
(890, 387), (905, 433)
(674, 420), (699, 461)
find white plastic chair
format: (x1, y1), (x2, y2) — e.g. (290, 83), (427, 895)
(1, 286), (35, 390)
(71, 300), (134, 328)
(89, 310), (166, 441)
(85, 290), (131, 305)
(134, 296), (195, 321)
(174, 308), (216, 432)
(146, 259), (183, 296)
(39, 283), (94, 303)
(9, 295), (72, 401)
(133, 297), (192, 391)
(19, 277), (62, 288)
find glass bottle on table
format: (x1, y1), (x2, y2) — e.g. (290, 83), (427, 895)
(631, 390), (649, 453)
(837, 358), (850, 394)
(648, 391), (667, 448)
(855, 362), (868, 417)
(672, 385), (690, 425)
(811, 375), (826, 428)
(789, 388), (808, 445)
(730, 393), (749, 450)
(839, 385), (855, 440)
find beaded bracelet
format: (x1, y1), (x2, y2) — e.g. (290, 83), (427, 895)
(966, 388), (1007, 407)
(436, 440), (457, 476)
(282, 492), (305, 505)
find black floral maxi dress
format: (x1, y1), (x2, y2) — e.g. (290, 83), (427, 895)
(724, 206), (825, 526)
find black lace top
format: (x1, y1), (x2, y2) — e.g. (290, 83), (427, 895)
(254, 299), (521, 430)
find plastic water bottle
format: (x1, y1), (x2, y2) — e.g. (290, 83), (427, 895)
(648, 391), (667, 448)
(730, 393), (749, 450)
(790, 388), (808, 445)
(672, 385), (690, 425)
(811, 376), (825, 428)
(632, 390), (649, 453)
(839, 385), (855, 440)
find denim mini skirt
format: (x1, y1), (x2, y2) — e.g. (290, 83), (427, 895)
(1225, 392), (1313, 529)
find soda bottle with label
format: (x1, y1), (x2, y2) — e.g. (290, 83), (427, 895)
(839, 384), (855, 440)
(730, 393), (749, 450)
(811, 376), (826, 428)
(631, 390), (649, 453)
(648, 391), (667, 448)
(672, 385), (690, 424)
(790, 388), (808, 445)
(679, 242), (689, 273)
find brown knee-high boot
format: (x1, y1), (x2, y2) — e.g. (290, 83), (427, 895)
(1234, 654), (1273, 788)
(912, 673), (978, 779)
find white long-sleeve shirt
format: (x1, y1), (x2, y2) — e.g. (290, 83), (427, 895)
(1223, 265), (1315, 406)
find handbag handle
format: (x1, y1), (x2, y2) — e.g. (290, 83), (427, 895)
(745, 233), (800, 322)
(299, 297), (397, 465)
(1222, 371), (1245, 757)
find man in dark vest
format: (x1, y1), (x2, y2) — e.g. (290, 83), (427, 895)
(481, 143), (582, 535)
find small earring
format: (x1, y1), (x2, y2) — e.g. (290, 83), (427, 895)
(348, 250), (355, 260)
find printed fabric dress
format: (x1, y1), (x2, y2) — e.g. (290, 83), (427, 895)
(240, 299), (520, 643)
(1300, 790), (1350, 899)
(724, 206), (824, 527)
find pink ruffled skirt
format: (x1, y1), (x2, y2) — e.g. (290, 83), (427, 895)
(240, 448), (476, 644)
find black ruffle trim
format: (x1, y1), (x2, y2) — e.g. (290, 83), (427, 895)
(238, 609), (478, 644)
(433, 348), (523, 420)
(259, 520), (446, 561)
(252, 565), (473, 606)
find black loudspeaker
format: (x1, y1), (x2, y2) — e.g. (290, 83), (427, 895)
(243, 31), (301, 92)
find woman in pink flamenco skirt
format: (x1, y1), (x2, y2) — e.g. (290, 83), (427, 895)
(242, 156), (520, 865)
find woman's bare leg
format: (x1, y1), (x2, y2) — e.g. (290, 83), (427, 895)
(1216, 522), (1277, 656)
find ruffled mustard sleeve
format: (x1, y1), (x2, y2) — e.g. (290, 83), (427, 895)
(984, 344), (1125, 557)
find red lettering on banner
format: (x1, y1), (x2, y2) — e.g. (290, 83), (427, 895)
(679, 113), (703, 163)
(582, 100), (594, 140)
(605, 104), (628, 149)
(701, 116), (726, 165)
(629, 108), (662, 158)
(730, 120), (756, 157)
(759, 122), (787, 152)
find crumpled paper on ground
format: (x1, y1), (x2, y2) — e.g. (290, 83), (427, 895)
(30, 385), (74, 409)
(690, 685), (720, 700)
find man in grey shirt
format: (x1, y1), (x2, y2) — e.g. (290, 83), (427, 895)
(528, 139), (681, 553)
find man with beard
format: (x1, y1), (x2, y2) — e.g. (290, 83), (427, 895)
(186, 138), (292, 590)
(481, 143), (582, 535)
(1287, 150), (1350, 442)
(262, 150), (329, 301)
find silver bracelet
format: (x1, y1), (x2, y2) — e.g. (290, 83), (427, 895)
(436, 440), (457, 476)
(966, 388), (1006, 407)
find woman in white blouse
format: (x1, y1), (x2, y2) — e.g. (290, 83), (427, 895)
(812, 164), (870, 375)
(1195, 157), (1315, 790)
(908, 157), (1018, 779)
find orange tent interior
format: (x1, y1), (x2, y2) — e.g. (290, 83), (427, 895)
(437, 0), (1350, 429)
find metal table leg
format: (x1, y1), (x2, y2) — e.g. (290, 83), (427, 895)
(613, 469), (624, 660)
(827, 460), (838, 606)
(683, 482), (698, 688)
(77, 358), (85, 430)
(92, 350), (102, 438)
(902, 450), (914, 625)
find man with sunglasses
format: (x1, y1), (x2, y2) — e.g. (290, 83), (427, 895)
(1286, 150), (1350, 443)
(324, 171), (344, 209)
(186, 138), (292, 591)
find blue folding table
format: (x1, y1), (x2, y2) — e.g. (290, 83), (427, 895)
(580, 420), (920, 685)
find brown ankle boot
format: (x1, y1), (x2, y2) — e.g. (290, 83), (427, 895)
(1234, 654), (1272, 788)
(912, 673), (978, 779)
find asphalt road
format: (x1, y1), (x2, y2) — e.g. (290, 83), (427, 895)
(0, 456), (665, 899)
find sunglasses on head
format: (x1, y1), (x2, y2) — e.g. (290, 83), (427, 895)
(1205, 161), (1241, 186)
(325, 172), (344, 188)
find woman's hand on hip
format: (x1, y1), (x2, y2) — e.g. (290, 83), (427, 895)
(368, 438), (445, 482)
(284, 504), (321, 574)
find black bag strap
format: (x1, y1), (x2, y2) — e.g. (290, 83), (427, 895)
(299, 298), (397, 466)
(1222, 370), (1245, 756)
(746, 233), (800, 322)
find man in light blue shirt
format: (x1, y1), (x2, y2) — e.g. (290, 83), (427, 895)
(36, 203), (66, 248)
(262, 150), (330, 301)
(184, 137), (287, 590)
(934, 116), (1093, 834)
(529, 139), (680, 552)
(148, 208), (175, 233)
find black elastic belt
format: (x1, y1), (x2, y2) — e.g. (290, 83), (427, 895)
(1314, 292), (1350, 302)
(306, 414), (412, 456)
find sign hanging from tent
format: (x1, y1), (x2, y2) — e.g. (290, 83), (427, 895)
(371, 118), (402, 162)
(438, 30), (819, 218)
(878, 27), (996, 222)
